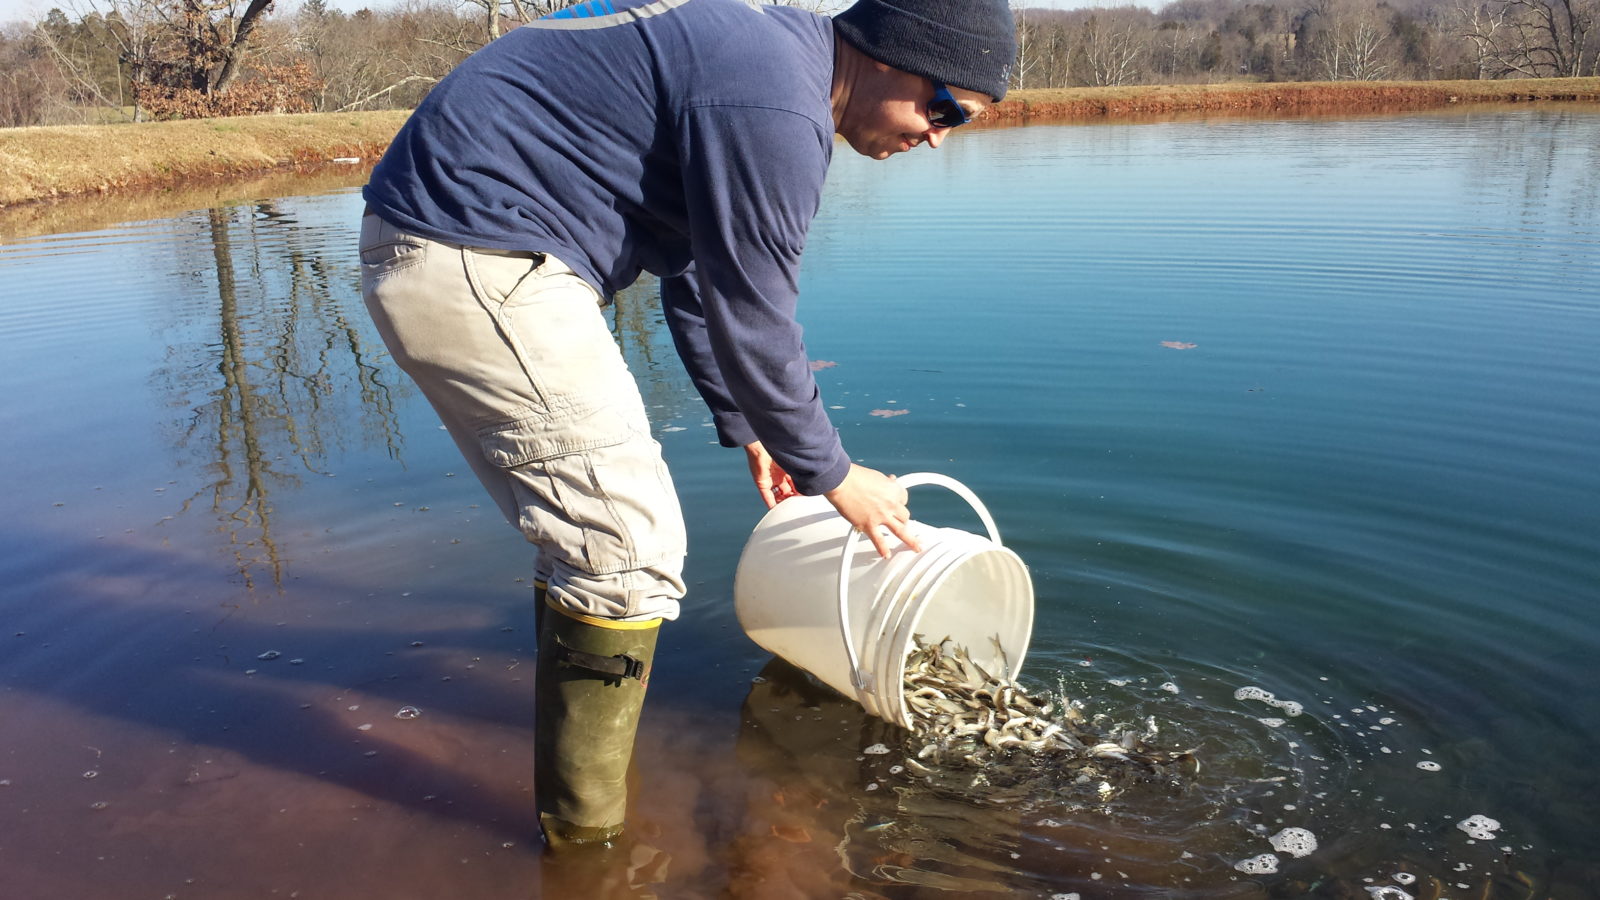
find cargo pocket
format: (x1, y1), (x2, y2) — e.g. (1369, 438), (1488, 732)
(478, 406), (686, 577)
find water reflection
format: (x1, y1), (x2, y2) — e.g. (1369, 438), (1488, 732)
(1, 107), (1598, 897)
(611, 274), (699, 432)
(157, 202), (403, 590)
(138, 194), (693, 592)
(0, 165), (374, 241)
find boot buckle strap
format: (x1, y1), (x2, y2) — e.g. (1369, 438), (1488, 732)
(555, 644), (646, 681)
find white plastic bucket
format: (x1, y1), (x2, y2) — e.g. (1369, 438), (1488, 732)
(733, 473), (1034, 728)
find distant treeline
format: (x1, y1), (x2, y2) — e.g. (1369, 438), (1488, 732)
(1, 0), (1594, 127)
(1013, 0), (1596, 87)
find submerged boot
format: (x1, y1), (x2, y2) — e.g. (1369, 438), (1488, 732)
(535, 598), (660, 847)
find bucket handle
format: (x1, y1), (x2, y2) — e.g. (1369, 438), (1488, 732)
(837, 473), (1003, 699)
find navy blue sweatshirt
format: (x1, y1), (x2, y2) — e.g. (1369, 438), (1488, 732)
(364, 0), (852, 495)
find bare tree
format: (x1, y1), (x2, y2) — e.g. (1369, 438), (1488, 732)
(210, 0), (276, 93)
(0, 23), (73, 126)
(1458, 0), (1596, 76)
(1459, 0), (1516, 74)
(31, 5), (145, 118)
(1078, 12), (1149, 86)
(1013, 2), (1039, 90)
(1154, 21), (1203, 80)
(1307, 0), (1395, 79)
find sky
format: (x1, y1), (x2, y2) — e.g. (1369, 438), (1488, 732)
(1, 0), (47, 26)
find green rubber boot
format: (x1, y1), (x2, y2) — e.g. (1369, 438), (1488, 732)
(535, 597), (661, 847)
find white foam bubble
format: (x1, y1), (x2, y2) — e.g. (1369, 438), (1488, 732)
(862, 743), (890, 755)
(1269, 827), (1318, 858)
(1258, 717), (1286, 727)
(1233, 853), (1279, 875)
(1234, 686), (1275, 703)
(1416, 761), (1442, 772)
(1365, 887), (1414, 899)
(1159, 681), (1180, 694)
(1393, 872), (1416, 886)
(1457, 814), (1501, 840)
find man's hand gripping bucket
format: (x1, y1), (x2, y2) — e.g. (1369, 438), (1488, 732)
(734, 473), (1035, 728)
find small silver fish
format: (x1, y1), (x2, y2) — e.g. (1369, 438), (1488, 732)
(899, 634), (1198, 789)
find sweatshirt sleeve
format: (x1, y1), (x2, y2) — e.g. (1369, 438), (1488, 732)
(660, 270), (757, 448)
(673, 103), (851, 496)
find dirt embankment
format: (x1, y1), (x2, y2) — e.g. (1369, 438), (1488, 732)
(0, 111), (410, 209)
(988, 78), (1600, 121)
(2, 79), (1598, 210)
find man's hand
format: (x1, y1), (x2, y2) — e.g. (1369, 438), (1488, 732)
(824, 464), (923, 558)
(744, 441), (799, 510)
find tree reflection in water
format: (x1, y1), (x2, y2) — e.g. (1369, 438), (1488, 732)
(162, 198), (696, 592)
(162, 201), (403, 592)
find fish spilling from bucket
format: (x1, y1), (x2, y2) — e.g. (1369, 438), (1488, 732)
(900, 635), (1197, 798)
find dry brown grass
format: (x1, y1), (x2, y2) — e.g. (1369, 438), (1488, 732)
(2, 79), (1598, 209)
(0, 110), (410, 208)
(991, 77), (1600, 121)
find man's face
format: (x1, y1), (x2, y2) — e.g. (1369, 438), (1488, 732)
(841, 67), (988, 160)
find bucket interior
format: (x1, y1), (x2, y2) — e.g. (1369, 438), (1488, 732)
(872, 539), (1034, 727)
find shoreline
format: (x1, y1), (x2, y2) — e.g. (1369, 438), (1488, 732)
(1, 79), (1597, 212)
(988, 77), (1600, 121)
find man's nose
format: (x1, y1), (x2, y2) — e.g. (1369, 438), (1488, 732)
(924, 127), (947, 150)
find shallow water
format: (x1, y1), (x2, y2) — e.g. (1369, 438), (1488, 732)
(2, 107), (1598, 898)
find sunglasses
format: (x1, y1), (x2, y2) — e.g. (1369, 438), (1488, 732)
(927, 81), (972, 130)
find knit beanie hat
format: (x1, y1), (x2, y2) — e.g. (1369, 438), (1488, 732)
(833, 0), (1016, 102)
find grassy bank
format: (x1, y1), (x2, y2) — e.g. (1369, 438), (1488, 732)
(2, 79), (1598, 208)
(990, 77), (1600, 120)
(0, 110), (410, 208)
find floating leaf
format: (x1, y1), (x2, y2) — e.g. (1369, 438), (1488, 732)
(809, 360), (838, 371)
(1160, 341), (1198, 350)
(869, 409), (909, 418)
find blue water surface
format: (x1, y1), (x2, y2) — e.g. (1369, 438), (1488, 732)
(1, 106), (1597, 898)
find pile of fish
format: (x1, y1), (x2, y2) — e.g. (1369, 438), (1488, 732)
(899, 635), (1197, 796)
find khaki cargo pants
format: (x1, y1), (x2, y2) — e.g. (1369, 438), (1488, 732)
(359, 211), (687, 621)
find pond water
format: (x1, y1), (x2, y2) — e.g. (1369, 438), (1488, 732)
(1, 106), (1597, 899)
